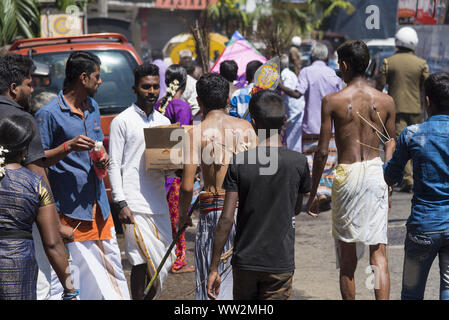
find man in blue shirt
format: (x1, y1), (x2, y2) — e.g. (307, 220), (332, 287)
(384, 72), (449, 300)
(35, 51), (130, 300)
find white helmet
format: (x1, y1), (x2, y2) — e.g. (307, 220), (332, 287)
(395, 26), (418, 51)
(291, 36), (302, 47)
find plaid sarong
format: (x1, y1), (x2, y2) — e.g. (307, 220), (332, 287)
(195, 191), (235, 300)
(302, 134), (338, 198)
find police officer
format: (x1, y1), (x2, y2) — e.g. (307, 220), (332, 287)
(376, 26), (430, 193)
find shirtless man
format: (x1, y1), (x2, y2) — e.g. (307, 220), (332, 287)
(178, 73), (256, 300)
(306, 40), (396, 300)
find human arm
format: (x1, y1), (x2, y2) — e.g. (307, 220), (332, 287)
(177, 127), (198, 231)
(207, 191), (238, 300)
(375, 59), (388, 92)
(43, 135), (96, 167)
(295, 158), (312, 216)
(107, 117), (134, 224)
(305, 96), (332, 216)
(383, 130), (410, 187)
(35, 181), (76, 298)
(278, 80), (302, 99)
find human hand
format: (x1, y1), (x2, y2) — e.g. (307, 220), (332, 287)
(119, 206), (135, 224)
(95, 151), (110, 170)
(67, 135), (95, 152)
(59, 224), (74, 242)
(177, 213), (193, 232)
(207, 270), (221, 300)
(305, 194), (319, 218)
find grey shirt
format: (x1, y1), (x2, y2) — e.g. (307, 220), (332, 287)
(0, 96), (45, 165)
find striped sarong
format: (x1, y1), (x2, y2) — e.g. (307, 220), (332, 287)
(195, 191), (235, 300)
(302, 134), (338, 198)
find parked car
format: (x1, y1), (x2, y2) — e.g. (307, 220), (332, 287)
(9, 33), (142, 233)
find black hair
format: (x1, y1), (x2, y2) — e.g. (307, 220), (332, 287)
(64, 51), (101, 88)
(0, 115), (34, 163)
(196, 73), (229, 111)
(337, 40), (370, 77)
(158, 64), (187, 112)
(134, 62), (159, 86)
(220, 60), (238, 82)
(249, 90), (285, 130)
(151, 49), (164, 61)
(424, 72), (449, 113)
(245, 60), (263, 83)
(0, 54), (36, 95)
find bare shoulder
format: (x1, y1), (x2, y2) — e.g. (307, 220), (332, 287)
(370, 87), (394, 109)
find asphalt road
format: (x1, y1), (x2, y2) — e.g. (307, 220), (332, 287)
(117, 191), (442, 300)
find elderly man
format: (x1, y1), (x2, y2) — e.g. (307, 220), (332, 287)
(298, 42), (342, 210)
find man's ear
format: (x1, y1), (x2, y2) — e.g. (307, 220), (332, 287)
(197, 96), (205, 113)
(8, 82), (19, 99)
(425, 96), (432, 115)
(226, 96), (230, 106)
(80, 72), (88, 85)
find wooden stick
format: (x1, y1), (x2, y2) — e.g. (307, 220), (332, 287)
(356, 112), (390, 142)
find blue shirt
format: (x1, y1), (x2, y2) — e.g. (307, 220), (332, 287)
(383, 114), (449, 232)
(35, 91), (110, 221)
(229, 83), (254, 122)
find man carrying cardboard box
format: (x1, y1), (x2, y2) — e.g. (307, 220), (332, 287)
(108, 62), (175, 300)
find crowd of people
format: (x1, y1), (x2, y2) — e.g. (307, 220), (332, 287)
(0, 25), (449, 301)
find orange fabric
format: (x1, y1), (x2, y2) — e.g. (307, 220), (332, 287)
(60, 202), (114, 242)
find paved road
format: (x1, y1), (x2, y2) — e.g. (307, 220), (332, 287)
(118, 191), (442, 300)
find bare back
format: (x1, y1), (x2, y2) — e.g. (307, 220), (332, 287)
(324, 81), (395, 164)
(194, 111), (257, 193)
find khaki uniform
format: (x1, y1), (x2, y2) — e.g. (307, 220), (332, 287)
(377, 50), (430, 188)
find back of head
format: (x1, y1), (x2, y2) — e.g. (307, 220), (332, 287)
(395, 26), (418, 52)
(196, 73), (229, 111)
(151, 49), (164, 61)
(425, 72), (449, 114)
(337, 40), (370, 77)
(31, 91), (58, 115)
(249, 90), (285, 130)
(220, 60), (238, 82)
(280, 54), (289, 70)
(310, 42), (329, 62)
(134, 62), (159, 86)
(64, 51), (101, 88)
(0, 54), (36, 95)
(0, 115), (34, 163)
(246, 60), (263, 83)
(165, 64), (187, 89)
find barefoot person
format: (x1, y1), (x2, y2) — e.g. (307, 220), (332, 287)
(108, 62), (175, 299)
(177, 73), (257, 300)
(306, 40), (396, 300)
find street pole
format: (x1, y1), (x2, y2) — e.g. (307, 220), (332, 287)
(98, 0), (108, 18)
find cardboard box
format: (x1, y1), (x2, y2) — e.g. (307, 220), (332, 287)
(144, 123), (192, 170)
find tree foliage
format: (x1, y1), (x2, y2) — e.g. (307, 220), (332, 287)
(0, 0), (40, 46)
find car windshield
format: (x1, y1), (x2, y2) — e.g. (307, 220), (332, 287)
(32, 50), (138, 114)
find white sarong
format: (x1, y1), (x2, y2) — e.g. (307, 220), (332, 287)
(49, 233), (130, 300)
(331, 157), (388, 268)
(123, 212), (175, 299)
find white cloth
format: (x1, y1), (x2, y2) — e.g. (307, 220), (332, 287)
(331, 157), (389, 268)
(281, 68), (305, 152)
(108, 104), (171, 214)
(32, 223), (52, 300)
(48, 233), (130, 300)
(122, 212), (175, 298)
(182, 74), (200, 116)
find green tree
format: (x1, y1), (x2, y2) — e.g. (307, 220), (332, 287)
(207, 0), (249, 38)
(0, 0), (40, 46)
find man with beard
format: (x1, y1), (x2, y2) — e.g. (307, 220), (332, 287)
(0, 53), (75, 300)
(35, 51), (130, 300)
(108, 62), (175, 300)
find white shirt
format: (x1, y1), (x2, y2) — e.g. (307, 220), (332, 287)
(281, 68), (304, 123)
(181, 75), (200, 116)
(108, 104), (171, 214)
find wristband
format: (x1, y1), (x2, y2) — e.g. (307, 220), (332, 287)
(117, 200), (128, 210)
(63, 142), (70, 153)
(62, 289), (79, 300)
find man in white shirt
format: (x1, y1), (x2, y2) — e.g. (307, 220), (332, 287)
(108, 62), (175, 300)
(179, 50), (201, 121)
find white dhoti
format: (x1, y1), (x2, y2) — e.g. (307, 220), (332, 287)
(123, 212), (175, 299)
(48, 230), (130, 300)
(331, 157), (389, 269)
(32, 223), (51, 300)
